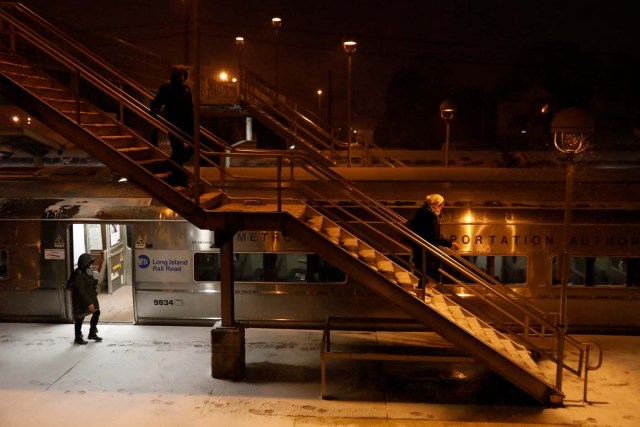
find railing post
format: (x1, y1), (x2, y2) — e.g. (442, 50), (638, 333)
(583, 345), (590, 403)
(290, 155), (294, 182)
(72, 69), (81, 124)
(8, 20), (16, 52)
(555, 326), (566, 391)
(365, 138), (370, 164)
(277, 156), (282, 212)
(419, 247), (427, 300)
(581, 342), (603, 404)
(191, 0), (201, 206)
(292, 103), (298, 135)
(118, 83), (125, 125)
(219, 152), (226, 191)
(330, 135), (335, 163)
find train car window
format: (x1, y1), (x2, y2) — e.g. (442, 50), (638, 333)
(458, 255), (527, 285)
(233, 253), (346, 283)
(0, 249), (7, 279)
(193, 252), (220, 281)
(553, 256), (640, 287)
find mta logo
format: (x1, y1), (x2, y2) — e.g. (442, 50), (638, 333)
(137, 254), (151, 269)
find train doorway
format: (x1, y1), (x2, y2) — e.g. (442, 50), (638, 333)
(70, 223), (135, 323)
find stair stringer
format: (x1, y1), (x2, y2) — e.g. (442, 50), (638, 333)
(281, 211), (563, 406)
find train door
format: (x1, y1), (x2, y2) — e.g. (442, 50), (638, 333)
(70, 223), (135, 323)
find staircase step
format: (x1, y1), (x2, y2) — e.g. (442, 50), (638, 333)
(60, 110), (105, 124)
(1, 73), (51, 86)
(0, 58), (30, 69)
(305, 216), (323, 232)
(199, 191), (223, 209)
(154, 171), (172, 180)
(82, 123), (121, 136)
(358, 249), (376, 262)
(103, 134), (137, 147)
(41, 97), (88, 110)
(341, 237), (358, 251)
(323, 226), (341, 244)
(22, 84), (69, 98)
(117, 146), (153, 160)
(139, 158), (168, 173)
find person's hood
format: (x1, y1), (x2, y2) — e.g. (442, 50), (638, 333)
(170, 66), (188, 84)
(78, 253), (95, 270)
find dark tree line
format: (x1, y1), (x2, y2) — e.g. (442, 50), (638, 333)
(374, 42), (640, 150)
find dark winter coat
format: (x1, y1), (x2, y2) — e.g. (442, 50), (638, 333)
(150, 67), (194, 135)
(408, 203), (453, 273)
(69, 253), (99, 318)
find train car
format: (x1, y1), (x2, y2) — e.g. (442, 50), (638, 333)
(0, 172), (639, 334)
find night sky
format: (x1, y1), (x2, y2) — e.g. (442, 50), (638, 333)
(16, 1), (640, 133)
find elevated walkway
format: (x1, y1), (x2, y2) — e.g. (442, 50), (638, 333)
(0, 2), (603, 406)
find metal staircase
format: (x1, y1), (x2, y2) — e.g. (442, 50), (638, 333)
(0, 2), (602, 407)
(0, 50), (223, 216)
(291, 206), (550, 387)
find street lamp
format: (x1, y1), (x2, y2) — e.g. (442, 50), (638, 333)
(317, 89), (323, 121)
(235, 36), (244, 91)
(551, 107), (594, 392)
(272, 17), (282, 104)
(440, 99), (456, 167)
(343, 40), (357, 167)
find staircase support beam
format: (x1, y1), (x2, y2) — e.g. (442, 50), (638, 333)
(216, 230), (237, 328)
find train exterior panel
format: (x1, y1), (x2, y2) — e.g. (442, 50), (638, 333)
(1, 179), (639, 333)
(131, 223), (400, 324)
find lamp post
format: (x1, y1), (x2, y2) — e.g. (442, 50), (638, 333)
(317, 89), (323, 121)
(235, 36), (244, 70)
(191, 0), (201, 200)
(272, 17), (282, 104)
(440, 99), (456, 167)
(343, 40), (357, 167)
(235, 36), (244, 94)
(551, 107), (594, 392)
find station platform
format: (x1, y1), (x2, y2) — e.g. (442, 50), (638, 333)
(0, 322), (638, 427)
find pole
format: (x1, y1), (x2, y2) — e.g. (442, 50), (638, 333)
(555, 154), (574, 391)
(192, 0), (201, 202)
(346, 53), (352, 167)
(328, 70), (334, 161)
(274, 26), (280, 104)
(444, 120), (451, 167)
(218, 231), (236, 327)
